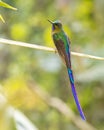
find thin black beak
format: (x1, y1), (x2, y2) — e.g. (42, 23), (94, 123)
(47, 19), (53, 24)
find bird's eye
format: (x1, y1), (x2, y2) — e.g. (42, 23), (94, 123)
(55, 23), (58, 26)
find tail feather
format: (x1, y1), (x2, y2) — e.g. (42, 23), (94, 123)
(68, 68), (86, 120)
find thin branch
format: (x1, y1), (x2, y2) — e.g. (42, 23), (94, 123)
(71, 52), (104, 61)
(0, 38), (104, 60)
(28, 81), (97, 130)
(0, 38), (55, 52)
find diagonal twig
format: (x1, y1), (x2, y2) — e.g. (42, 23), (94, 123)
(0, 38), (104, 60)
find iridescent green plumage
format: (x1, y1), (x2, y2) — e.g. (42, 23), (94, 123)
(48, 20), (86, 120)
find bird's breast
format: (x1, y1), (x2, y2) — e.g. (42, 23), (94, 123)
(52, 32), (63, 42)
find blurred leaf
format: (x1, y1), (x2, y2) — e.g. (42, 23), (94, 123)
(10, 23), (29, 41)
(75, 1), (93, 19)
(43, 27), (54, 47)
(0, 14), (5, 23)
(0, 94), (16, 130)
(63, 25), (72, 39)
(0, 0), (17, 23)
(14, 109), (38, 130)
(0, 0), (17, 10)
(4, 76), (47, 110)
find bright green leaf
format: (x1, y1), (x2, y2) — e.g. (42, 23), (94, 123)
(0, 14), (5, 23)
(0, 0), (17, 10)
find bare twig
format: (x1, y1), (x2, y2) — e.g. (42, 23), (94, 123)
(28, 81), (97, 130)
(71, 52), (104, 61)
(0, 38), (104, 60)
(0, 38), (55, 52)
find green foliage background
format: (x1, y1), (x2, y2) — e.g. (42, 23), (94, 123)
(0, 0), (104, 130)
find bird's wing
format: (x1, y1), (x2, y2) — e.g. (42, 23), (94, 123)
(53, 39), (71, 68)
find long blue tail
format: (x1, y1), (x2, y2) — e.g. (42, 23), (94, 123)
(67, 68), (86, 120)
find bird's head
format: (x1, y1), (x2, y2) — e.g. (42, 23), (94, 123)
(48, 20), (62, 32)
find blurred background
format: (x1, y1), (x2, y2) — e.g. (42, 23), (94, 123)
(0, 0), (104, 130)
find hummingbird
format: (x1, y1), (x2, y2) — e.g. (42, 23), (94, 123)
(48, 20), (86, 120)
